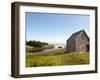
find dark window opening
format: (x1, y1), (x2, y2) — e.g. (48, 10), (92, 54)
(86, 44), (89, 51)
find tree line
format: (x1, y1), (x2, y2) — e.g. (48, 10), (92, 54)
(26, 40), (48, 48)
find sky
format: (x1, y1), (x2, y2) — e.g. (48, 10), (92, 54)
(26, 12), (90, 43)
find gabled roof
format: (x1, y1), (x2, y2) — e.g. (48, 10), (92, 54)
(68, 30), (89, 40)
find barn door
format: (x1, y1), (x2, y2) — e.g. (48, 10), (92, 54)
(86, 44), (89, 51)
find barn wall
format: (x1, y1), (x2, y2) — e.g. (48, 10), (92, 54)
(67, 39), (75, 51)
(76, 32), (89, 52)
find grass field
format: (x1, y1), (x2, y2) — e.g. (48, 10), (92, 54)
(26, 49), (89, 67)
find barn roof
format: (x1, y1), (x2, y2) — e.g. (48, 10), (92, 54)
(68, 30), (89, 40)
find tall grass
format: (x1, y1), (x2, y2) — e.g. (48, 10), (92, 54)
(26, 49), (89, 67)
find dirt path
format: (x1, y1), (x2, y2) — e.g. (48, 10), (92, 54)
(38, 48), (64, 53)
(27, 48), (64, 55)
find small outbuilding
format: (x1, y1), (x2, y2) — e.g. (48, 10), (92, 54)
(67, 30), (89, 52)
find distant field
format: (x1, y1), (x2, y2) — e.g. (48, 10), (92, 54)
(26, 49), (89, 67)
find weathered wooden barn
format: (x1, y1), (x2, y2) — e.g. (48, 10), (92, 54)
(67, 30), (89, 52)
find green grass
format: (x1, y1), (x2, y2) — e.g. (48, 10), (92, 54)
(26, 49), (89, 67)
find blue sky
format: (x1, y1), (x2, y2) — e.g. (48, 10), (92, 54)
(26, 12), (90, 43)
